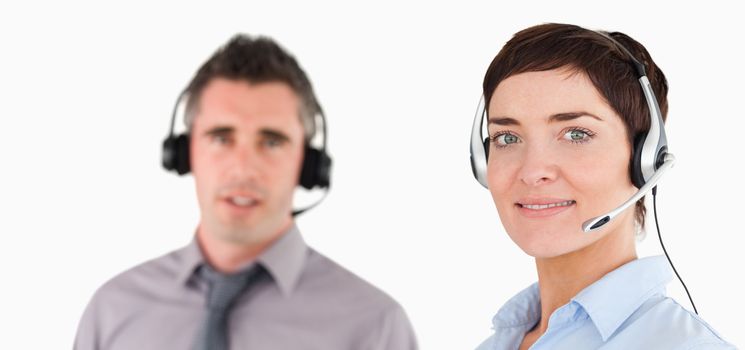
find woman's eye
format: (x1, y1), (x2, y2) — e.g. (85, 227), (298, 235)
(562, 128), (594, 143)
(491, 132), (521, 147)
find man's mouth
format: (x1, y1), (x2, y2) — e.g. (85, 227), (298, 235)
(226, 196), (258, 207)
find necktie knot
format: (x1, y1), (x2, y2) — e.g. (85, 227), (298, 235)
(200, 265), (260, 310)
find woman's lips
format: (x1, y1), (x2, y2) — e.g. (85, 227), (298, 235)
(515, 200), (576, 218)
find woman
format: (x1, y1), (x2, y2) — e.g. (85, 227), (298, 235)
(470, 23), (734, 349)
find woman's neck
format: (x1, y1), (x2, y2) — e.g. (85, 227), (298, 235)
(532, 224), (637, 336)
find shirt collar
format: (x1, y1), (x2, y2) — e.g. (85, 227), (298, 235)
(176, 235), (204, 286)
(493, 282), (541, 330)
(255, 223), (308, 297)
(175, 223), (308, 297)
(571, 255), (672, 341)
(491, 256), (672, 340)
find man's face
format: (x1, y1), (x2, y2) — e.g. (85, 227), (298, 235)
(190, 78), (305, 245)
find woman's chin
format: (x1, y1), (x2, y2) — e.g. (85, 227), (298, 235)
(509, 229), (587, 259)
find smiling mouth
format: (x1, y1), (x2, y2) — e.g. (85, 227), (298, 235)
(225, 196), (258, 207)
(517, 200), (576, 210)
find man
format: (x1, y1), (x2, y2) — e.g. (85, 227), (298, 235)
(74, 35), (417, 350)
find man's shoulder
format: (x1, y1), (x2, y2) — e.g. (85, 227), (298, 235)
(299, 248), (403, 312)
(74, 245), (196, 349)
(293, 248), (417, 348)
(90, 245), (189, 305)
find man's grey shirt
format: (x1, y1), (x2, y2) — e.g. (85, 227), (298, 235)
(74, 225), (417, 349)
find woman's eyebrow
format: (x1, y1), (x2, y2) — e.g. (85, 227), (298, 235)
(488, 111), (603, 126)
(488, 116), (520, 126)
(549, 112), (603, 123)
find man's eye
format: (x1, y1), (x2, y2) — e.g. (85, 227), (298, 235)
(211, 134), (230, 145)
(262, 137), (284, 148)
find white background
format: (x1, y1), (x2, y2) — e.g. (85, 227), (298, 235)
(1, 1), (743, 349)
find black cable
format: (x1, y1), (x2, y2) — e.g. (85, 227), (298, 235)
(291, 187), (330, 217)
(652, 186), (699, 315)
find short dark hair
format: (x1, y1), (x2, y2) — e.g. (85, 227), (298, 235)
(483, 23), (669, 231)
(184, 34), (320, 140)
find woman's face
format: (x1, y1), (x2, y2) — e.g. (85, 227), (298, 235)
(486, 68), (637, 258)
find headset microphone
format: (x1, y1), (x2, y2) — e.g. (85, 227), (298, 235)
(582, 153), (674, 232)
(582, 70), (671, 232)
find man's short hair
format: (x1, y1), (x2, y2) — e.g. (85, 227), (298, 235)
(184, 34), (320, 140)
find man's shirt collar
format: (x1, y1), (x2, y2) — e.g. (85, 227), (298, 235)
(175, 223), (308, 297)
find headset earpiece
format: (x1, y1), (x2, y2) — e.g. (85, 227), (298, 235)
(162, 133), (191, 175)
(162, 91), (191, 175)
(630, 132), (647, 188)
(299, 146), (332, 190)
(483, 137), (490, 160)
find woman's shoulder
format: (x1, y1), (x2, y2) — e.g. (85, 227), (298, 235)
(611, 294), (735, 349)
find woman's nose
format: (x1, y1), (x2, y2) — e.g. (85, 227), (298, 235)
(518, 146), (559, 186)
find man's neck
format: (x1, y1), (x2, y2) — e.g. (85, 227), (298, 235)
(196, 219), (293, 274)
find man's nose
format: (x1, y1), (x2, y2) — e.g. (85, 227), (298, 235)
(228, 142), (261, 180)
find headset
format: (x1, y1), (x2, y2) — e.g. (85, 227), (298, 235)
(162, 89), (332, 216)
(469, 30), (699, 314)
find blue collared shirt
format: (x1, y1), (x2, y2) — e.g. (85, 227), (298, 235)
(476, 256), (735, 349)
